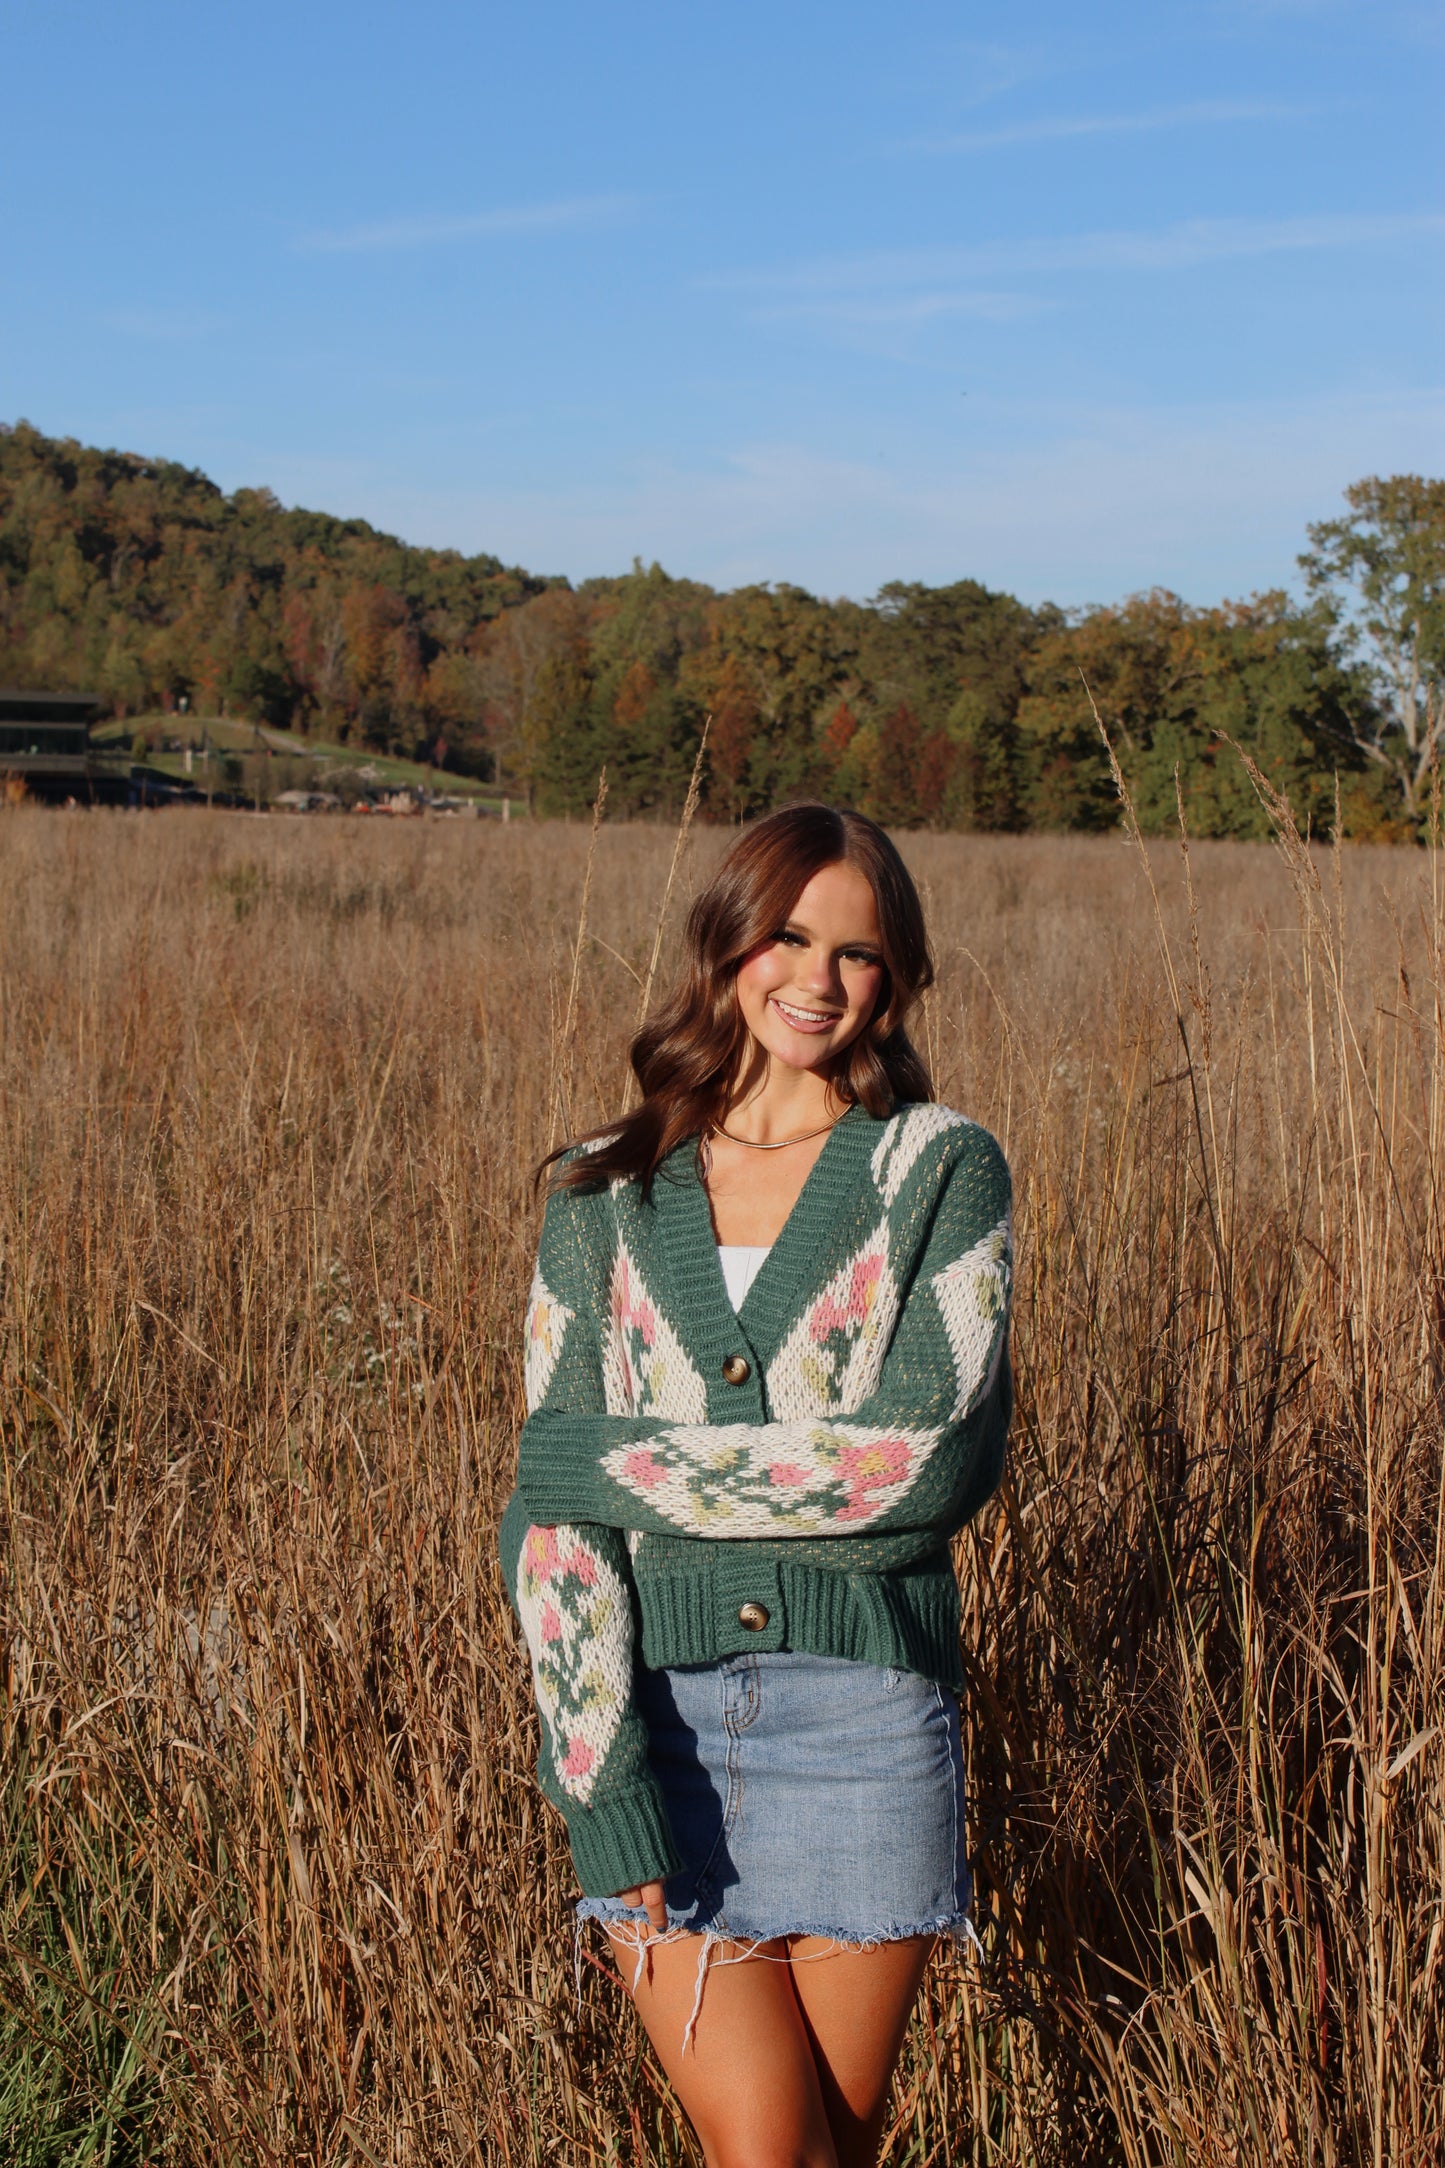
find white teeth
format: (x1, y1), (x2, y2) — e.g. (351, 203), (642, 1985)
(773, 999), (839, 1025)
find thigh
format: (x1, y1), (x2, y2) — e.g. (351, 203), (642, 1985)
(786, 1934), (936, 2168)
(602, 1927), (838, 2168)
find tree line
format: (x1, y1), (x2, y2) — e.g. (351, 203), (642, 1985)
(2, 420), (1441, 837)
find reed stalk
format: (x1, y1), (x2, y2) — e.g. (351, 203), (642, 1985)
(0, 802), (1439, 2163)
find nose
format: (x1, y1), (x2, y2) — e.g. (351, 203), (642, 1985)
(796, 946), (844, 1000)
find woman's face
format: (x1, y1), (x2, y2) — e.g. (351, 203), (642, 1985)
(734, 861), (886, 1077)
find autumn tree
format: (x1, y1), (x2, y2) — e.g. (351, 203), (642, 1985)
(815, 698), (867, 804)
(852, 578), (1050, 828)
(701, 584), (856, 813)
(865, 703), (956, 828)
(472, 586), (591, 802)
(0, 420), (553, 769)
(688, 648), (759, 820)
(0, 423), (1427, 837)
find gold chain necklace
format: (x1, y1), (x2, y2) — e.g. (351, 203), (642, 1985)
(710, 1115), (841, 1151)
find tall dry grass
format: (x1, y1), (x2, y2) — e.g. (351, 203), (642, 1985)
(0, 799), (1441, 2165)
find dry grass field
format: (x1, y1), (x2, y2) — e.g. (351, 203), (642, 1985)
(1, 796), (1442, 2166)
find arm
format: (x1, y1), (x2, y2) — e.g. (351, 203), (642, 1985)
(498, 1164), (681, 1899)
(498, 1493), (678, 1896)
(518, 1133), (1013, 1548)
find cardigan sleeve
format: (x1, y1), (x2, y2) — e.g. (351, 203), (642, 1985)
(497, 1160), (682, 1898)
(517, 1131), (1013, 1548)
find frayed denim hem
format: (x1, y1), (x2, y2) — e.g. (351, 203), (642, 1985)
(574, 1901), (981, 2055)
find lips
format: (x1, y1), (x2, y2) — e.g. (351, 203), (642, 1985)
(770, 996), (842, 1034)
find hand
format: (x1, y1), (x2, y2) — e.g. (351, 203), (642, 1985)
(614, 1878), (668, 1932)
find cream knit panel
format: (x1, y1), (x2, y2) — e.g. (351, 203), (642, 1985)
(870, 1103), (975, 1206)
(766, 1219), (899, 1420)
(517, 1260), (632, 1803)
(932, 1212), (1013, 1417)
(599, 1419), (944, 1537)
(513, 1523), (631, 1804)
(600, 1234), (709, 1420)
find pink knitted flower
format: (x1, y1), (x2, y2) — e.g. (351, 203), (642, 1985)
(767, 1461), (809, 1487)
(808, 1252), (883, 1342)
(612, 1262), (658, 1348)
(838, 1435), (910, 1485)
(561, 1736), (595, 1779)
(620, 1447), (666, 1489)
(524, 1526), (560, 1578)
(835, 1435), (911, 1520)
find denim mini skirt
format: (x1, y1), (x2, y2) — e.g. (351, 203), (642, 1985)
(577, 1649), (974, 1946)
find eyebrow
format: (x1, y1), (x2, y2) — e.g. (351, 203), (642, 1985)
(780, 917), (883, 949)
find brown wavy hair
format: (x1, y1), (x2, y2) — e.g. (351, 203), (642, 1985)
(541, 803), (935, 1197)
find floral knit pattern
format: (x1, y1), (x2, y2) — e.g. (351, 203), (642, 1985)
(602, 1238), (708, 1421)
(524, 1268), (574, 1411)
(766, 1223), (898, 1419)
(501, 1099), (1014, 1900)
(513, 1523), (629, 1805)
(603, 1418), (942, 1534)
(933, 1214), (1013, 1417)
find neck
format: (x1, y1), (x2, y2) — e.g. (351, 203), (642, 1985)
(721, 1063), (843, 1144)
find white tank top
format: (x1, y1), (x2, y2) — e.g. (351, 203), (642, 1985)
(716, 1243), (771, 1311)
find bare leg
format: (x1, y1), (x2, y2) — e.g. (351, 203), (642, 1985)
(601, 1928), (934, 2168)
(786, 1935), (935, 2168)
(603, 1927), (838, 2168)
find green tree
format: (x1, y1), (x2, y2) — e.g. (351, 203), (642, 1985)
(526, 641), (599, 813)
(1015, 591), (1376, 839)
(1300, 475), (1445, 820)
(937, 689), (1016, 830)
(703, 584), (856, 813)
(850, 578), (1050, 827)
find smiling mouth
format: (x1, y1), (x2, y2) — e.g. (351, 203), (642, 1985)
(770, 997), (843, 1031)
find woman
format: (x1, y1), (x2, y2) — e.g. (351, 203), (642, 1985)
(499, 803), (1013, 2168)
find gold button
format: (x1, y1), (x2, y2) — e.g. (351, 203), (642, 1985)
(721, 1354), (751, 1385)
(738, 1602), (770, 1631)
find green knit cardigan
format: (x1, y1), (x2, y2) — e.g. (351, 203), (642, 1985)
(498, 1098), (1013, 1899)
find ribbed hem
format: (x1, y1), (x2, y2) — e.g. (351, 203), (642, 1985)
(565, 1781), (683, 1899)
(635, 1558), (964, 1692)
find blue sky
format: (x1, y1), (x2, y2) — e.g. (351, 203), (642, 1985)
(3, 0), (1441, 606)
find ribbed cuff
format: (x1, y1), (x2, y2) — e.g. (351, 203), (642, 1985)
(517, 1418), (614, 1526)
(564, 1781), (683, 1899)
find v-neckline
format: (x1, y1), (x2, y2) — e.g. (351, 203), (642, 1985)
(659, 1101), (880, 1365)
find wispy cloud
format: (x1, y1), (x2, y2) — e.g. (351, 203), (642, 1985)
(296, 194), (638, 254)
(754, 291), (1043, 329)
(1228, 0), (1348, 13)
(945, 39), (1055, 110)
(916, 98), (1316, 153)
(286, 383), (1445, 606)
(706, 212), (1445, 298)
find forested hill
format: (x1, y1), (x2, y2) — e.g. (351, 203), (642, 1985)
(0, 418), (556, 728)
(2, 420), (1436, 838)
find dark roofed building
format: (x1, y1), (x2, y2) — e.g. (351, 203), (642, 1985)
(0, 690), (128, 802)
